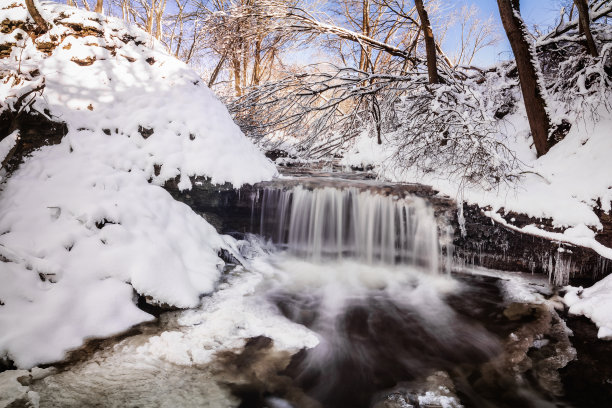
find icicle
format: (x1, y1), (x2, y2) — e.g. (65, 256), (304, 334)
(457, 200), (467, 238)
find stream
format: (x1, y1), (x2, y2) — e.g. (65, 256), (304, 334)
(4, 169), (612, 408)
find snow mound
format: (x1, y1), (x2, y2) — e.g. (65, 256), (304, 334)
(0, 1), (276, 368)
(565, 276), (612, 340)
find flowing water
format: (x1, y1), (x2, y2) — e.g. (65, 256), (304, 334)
(244, 183), (568, 408)
(257, 186), (439, 270)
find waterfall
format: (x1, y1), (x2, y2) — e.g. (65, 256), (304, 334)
(256, 186), (440, 274)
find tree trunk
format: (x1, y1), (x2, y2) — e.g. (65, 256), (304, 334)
(414, 0), (438, 84)
(25, 0), (48, 33)
(252, 36), (262, 86)
(359, 0), (371, 72)
(208, 54), (227, 88)
(95, 0), (103, 13)
(145, 10), (154, 35)
(574, 0), (599, 57)
(241, 43), (248, 91)
(232, 57), (242, 97)
(155, 12), (163, 39)
(497, 0), (551, 157)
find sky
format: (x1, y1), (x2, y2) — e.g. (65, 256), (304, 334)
(448, 0), (569, 66)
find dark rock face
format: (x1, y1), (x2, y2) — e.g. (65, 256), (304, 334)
(452, 203), (612, 285)
(0, 110), (68, 173)
(593, 203), (612, 248)
(163, 176), (258, 235)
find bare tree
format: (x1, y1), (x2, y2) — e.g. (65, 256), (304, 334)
(574, 0), (599, 56)
(497, 0), (551, 157)
(95, 0), (104, 13)
(451, 5), (499, 66)
(199, 0), (307, 95)
(25, 0), (49, 33)
(542, 0), (612, 41)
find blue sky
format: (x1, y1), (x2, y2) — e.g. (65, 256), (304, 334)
(447, 0), (568, 66)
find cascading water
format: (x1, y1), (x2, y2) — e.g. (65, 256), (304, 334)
(256, 186), (441, 274)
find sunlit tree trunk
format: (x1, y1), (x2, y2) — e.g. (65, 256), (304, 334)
(359, 0), (372, 72)
(25, 0), (48, 32)
(414, 0), (438, 84)
(253, 35), (262, 85)
(497, 0), (551, 157)
(208, 54), (227, 87)
(95, 0), (103, 13)
(154, 0), (167, 40)
(145, 9), (154, 34)
(574, 0), (599, 57)
(241, 43), (248, 91)
(232, 57), (242, 97)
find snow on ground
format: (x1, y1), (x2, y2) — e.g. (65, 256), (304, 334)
(0, 369), (40, 408)
(0, 1), (276, 368)
(0, 130), (18, 168)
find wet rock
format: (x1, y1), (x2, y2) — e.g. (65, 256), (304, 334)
(137, 125), (154, 139)
(265, 149), (290, 161)
(560, 314), (612, 407)
(164, 176), (256, 234)
(136, 294), (181, 317)
(372, 392), (413, 408)
(213, 336), (321, 408)
(503, 302), (537, 321)
(473, 302), (575, 401)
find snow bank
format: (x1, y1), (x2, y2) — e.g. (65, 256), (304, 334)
(0, 1), (276, 368)
(565, 277), (612, 339)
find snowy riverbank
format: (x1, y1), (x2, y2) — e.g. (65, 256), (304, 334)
(0, 0), (276, 368)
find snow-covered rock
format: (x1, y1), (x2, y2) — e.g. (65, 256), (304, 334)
(0, 0), (276, 368)
(565, 276), (612, 340)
